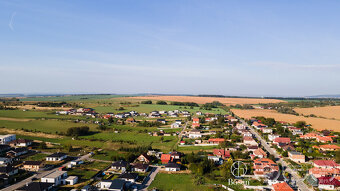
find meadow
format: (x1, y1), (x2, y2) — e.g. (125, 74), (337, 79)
(231, 109), (340, 132)
(149, 173), (209, 191)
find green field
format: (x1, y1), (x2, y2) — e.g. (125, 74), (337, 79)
(149, 173), (209, 191)
(0, 110), (87, 120)
(19, 94), (125, 102)
(67, 161), (110, 180)
(24, 153), (49, 161)
(0, 119), (96, 134)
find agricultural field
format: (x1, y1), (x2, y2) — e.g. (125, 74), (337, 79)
(127, 95), (285, 105)
(294, 106), (340, 120)
(149, 173), (209, 191)
(0, 110), (85, 120)
(19, 94), (124, 102)
(231, 109), (340, 132)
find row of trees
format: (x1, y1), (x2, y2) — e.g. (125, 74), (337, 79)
(66, 126), (90, 136)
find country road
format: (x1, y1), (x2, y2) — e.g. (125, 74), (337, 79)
(1, 153), (92, 191)
(239, 119), (311, 191)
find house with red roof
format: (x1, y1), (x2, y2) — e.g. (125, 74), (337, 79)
(243, 137), (258, 146)
(318, 176), (340, 190)
(192, 118), (200, 128)
(318, 144), (340, 151)
(272, 182), (294, 191)
(273, 137), (291, 147)
(309, 167), (340, 178)
(251, 148), (267, 159)
(213, 149), (230, 159)
(313, 160), (340, 169)
(252, 121), (268, 129)
(208, 138), (225, 145)
(253, 158), (279, 177)
(161, 154), (172, 164)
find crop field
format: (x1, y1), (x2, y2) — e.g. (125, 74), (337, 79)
(231, 109), (340, 132)
(0, 110), (86, 120)
(294, 106), (340, 120)
(126, 95), (285, 105)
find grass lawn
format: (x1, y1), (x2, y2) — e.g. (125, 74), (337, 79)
(67, 161), (110, 180)
(24, 153), (49, 161)
(0, 110), (85, 120)
(177, 145), (218, 153)
(149, 173), (209, 191)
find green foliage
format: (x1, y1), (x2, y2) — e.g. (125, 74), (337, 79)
(141, 100), (152, 104)
(156, 101), (168, 105)
(170, 101), (199, 107)
(66, 126), (90, 136)
(138, 120), (162, 127)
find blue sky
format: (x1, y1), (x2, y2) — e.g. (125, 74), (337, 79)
(1, 0), (340, 96)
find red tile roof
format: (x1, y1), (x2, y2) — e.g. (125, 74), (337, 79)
(274, 137), (291, 143)
(318, 176), (340, 186)
(313, 160), (339, 168)
(272, 182), (294, 191)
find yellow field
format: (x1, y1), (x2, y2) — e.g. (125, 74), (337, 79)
(127, 96), (285, 105)
(294, 106), (340, 120)
(231, 109), (340, 132)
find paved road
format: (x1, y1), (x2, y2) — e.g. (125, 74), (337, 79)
(239, 119), (311, 191)
(139, 166), (161, 191)
(176, 122), (188, 146)
(1, 153), (92, 191)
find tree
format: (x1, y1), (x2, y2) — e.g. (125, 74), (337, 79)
(156, 101), (167, 105)
(160, 136), (164, 143)
(39, 142), (47, 149)
(336, 150), (340, 163)
(220, 159), (233, 180)
(295, 121), (307, 129)
(141, 100), (152, 104)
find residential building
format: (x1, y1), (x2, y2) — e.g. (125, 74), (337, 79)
(313, 160), (340, 169)
(65, 176), (78, 185)
(41, 170), (68, 186)
(272, 182), (294, 191)
(22, 161), (44, 171)
(8, 139), (32, 147)
(318, 176), (340, 190)
(243, 137), (258, 146)
(0, 166), (18, 176)
(16, 182), (54, 191)
(188, 129), (202, 139)
(136, 154), (151, 164)
(46, 152), (67, 161)
(252, 148), (267, 159)
(0, 134), (16, 144)
(111, 161), (129, 172)
(131, 163), (149, 173)
(288, 151), (305, 163)
(165, 163), (181, 171)
(253, 158), (279, 177)
(96, 179), (126, 191)
(213, 149), (231, 159)
(208, 138), (225, 144)
(118, 173), (138, 183)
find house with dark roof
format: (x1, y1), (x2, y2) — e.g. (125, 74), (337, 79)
(118, 173), (138, 183)
(46, 152), (67, 161)
(136, 153), (151, 164)
(111, 161), (129, 172)
(16, 182), (54, 191)
(265, 171), (286, 185)
(9, 139), (32, 147)
(0, 166), (18, 176)
(6, 147), (28, 157)
(97, 179), (126, 191)
(165, 163), (180, 171)
(0, 145), (11, 154)
(131, 163), (149, 173)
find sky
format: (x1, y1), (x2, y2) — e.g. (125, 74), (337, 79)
(1, 0), (340, 97)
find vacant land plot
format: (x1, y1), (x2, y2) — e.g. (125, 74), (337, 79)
(231, 109), (340, 132)
(149, 173), (209, 191)
(294, 106), (340, 120)
(7, 105), (72, 111)
(126, 96), (284, 105)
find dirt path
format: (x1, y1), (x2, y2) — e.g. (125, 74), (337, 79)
(0, 128), (63, 139)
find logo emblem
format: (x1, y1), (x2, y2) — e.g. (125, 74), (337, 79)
(231, 161), (247, 178)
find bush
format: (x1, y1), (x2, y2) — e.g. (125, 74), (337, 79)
(66, 126), (90, 136)
(141, 100), (152, 104)
(156, 101), (167, 105)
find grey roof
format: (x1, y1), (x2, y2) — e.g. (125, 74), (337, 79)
(43, 170), (67, 179)
(47, 152), (67, 158)
(108, 179), (126, 190)
(165, 163), (181, 168)
(112, 160), (128, 167)
(118, 172), (138, 180)
(16, 182), (54, 191)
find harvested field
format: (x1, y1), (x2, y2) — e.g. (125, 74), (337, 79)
(126, 96), (284, 105)
(0, 117), (32, 122)
(294, 106), (340, 120)
(231, 109), (340, 132)
(7, 105), (72, 111)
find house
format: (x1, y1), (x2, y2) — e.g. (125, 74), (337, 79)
(0, 157), (12, 165)
(318, 176), (340, 190)
(175, 120), (182, 125)
(170, 151), (182, 160)
(273, 137), (290, 146)
(268, 134), (280, 142)
(0, 145), (11, 154)
(213, 149), (230, 159)
(0, 166), (18, 176)
(309, 167), (340, 178)
(7, 147), (28, 157)
(317, 136), (334, 143)
(243, 137), (258, 146)
(41, 170), (68, 186)
(161, 154), (172, 164)
(288, 151), (305, 163)
(8, 139), (32, 147)
(252, 148), (267, 159)
(188, 129), (202, 139)
(287, 126), (303, 135)
(97, 179), (126, 191)
(208, 155), (223, 164)
(0, 134), (16, 144)
(165, 163), (181, 171)
(111, 161), (129, 172)
(16, 182), (54, 191)
(252, 122), (268, 129)
(118, 173), (138, 183)
(313, 160), (340, 169)
(319, 144), (340, 151)
(247, 145), (259, 152)
(157, 119), (166, 124)
(65, 176), (78, 185)
(22, 161), (44, 171)
(272, 182), (294, 191)
(125, 117), (136, 124)
(261, 128), (273, 134)
(208, 138), (225, 144)
(136, 154), (151, 164)
(131, 163), (149, 173)
(281, 144), (295, 152)
(192, 118), (200, 128)
(46, 152), (67, 161)
(265, 171), (286, 185)
(253, 158), (279, 177)
(171, 123), (181, 128)
(180, 141), (185, 145)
